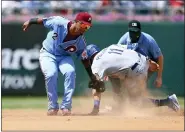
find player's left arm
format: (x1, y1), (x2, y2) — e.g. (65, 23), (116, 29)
(76, 36), (97, 81)
(149, 37), (164, 87)
(79, 50), (105, 92)
(80, 51), (97, 81)
(81, 54), (105, 92)
(81, 59), (96, 80)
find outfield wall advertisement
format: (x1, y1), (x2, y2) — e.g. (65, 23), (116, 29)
(2, 24), (46, 95)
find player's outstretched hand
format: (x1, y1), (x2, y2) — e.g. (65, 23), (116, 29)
(22, 20), (30, 31)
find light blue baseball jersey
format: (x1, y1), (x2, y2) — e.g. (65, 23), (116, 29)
(40, 16), (87, 110)
(42, 16), (86, 57)
(117, 32), (162, 62)
(81, 44), (100, 60)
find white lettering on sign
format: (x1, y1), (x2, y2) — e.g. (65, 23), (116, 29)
(2, 45), (41, 90)
(2, 46), (40, 70)
(2, 74), (36, 89)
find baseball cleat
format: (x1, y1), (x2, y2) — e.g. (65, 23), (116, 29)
(59, 109), (71, 116)
(167, 94), (180, 112)
(89, 107), (99, 115)
(47, 109), (58, 116)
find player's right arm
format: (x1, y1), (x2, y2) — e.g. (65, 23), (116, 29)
(22, 18), (44, 31)
(22, 16), (63, 31)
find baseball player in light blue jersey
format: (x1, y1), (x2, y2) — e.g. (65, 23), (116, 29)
(22, 12), (92, 116)
(81, 44), (180, 115)
(117, 20), (163, 88)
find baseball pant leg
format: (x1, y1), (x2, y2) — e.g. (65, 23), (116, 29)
(109, 77), (121, 94)
(109, 77), (123, 106)
(39, 51), (59, 110)
(58, 56), (76, 110)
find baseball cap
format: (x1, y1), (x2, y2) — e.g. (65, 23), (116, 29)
(75, 12), (92, 26)
(128, 20), (141, 32)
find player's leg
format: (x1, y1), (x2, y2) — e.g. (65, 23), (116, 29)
(126, 74), (180, 112)
(128, 70), (180, 111)
(39, 51), (59, 115)
(99, 71), (128, 114)
(142, 94), (180, 112)
(123, 75), (180, 112)
(125, 54), (150, 99)
(89, 89), (101, 115)
(123, 76), (146, 103)
(109, 77), (123, 110)
(139, 57), (180, 111)
(122, 56), (149, 106)
(90, 77), (122, 115)
(58, 56), (76, 115)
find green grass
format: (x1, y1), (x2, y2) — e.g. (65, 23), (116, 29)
(2, 96), (90, 109)
(179, 97), (184, 106)
(2, 96), (184, 109)
(2, 96), (47, 109)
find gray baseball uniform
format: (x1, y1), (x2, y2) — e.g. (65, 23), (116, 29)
(91, 44), (149, 80)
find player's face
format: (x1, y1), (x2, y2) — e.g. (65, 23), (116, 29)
(129, 31), (141, 43)
(74, 21), (91, 34)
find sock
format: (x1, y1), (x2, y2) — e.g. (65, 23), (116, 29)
(149, 98), (169, 106)
(94, 100), (100, 108)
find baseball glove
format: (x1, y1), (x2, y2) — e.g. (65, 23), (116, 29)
(148, 59), (159, 72)
(88, 80), (105, 93)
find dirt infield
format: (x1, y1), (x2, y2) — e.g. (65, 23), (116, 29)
(2, 96), (184, 131)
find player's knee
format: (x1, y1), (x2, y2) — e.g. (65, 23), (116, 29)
(45, 70), (58, 79)
(65, 69), (76, 79)
(64, 70), (76, 89)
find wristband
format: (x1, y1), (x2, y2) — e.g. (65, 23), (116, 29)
(29, 18), (38, 24)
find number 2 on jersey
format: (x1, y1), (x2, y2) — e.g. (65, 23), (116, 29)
(52, 33), (58, 40)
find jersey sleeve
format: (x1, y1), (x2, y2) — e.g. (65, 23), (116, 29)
(42, 16), (65, 30)
(117, 32), (128, 45)
(76, 36), (87, 59)
(148, 37), (162, 60)
(79, 44), (100, 61)
(80, 49), (88, 60)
